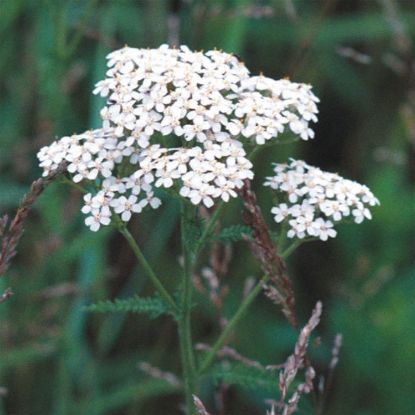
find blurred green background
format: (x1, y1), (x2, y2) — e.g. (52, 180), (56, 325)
(0, 0), (414, 414)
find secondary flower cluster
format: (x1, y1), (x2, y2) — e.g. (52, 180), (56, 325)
(37, 45), (319, 231)
(264, 160), (379, 241)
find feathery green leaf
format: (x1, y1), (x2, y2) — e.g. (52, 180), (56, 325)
(84, 296), (171, 318)
(211, 225), (252, 243)
(207, 362), (277, 393)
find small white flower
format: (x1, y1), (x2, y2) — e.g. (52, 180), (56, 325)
(265, 159), (379, 241)
(271, 203), (290, 223)
(81, 193), (94, 214)
(85, 207), (112, 232)
(352, 203), (372, 223)
(314, 218), (337, 241)
(111, 195), (142, 222)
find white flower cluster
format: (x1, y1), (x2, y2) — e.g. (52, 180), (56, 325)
(37, 45), (319, 231)
(93, 45), (319, 145)
(264, 160), (379, 241)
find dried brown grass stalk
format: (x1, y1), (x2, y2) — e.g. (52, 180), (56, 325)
(239, 180), (297, 327)
(209, 242), (232, 279)
(0, 287), (13, 303)
(316, 333), (343, 414)
(277, 301), (322, 415)
(0, 164), (67, 278)
(203, 267), (229, 328)
(196, 343), (264, 370)
(329, 333), (343, 371)
(193, 395), (211, 415)
(138, 362), (181, 388)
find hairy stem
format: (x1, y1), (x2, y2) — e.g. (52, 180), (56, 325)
(277, 220), (289, 253)
(179, 202), (197, 414)
(117, 224), (178, 314)
(280, 238), (316, 258)
(178, 318), (196, 415)
(279, 239), (302, 258)
(194, 202), (225, 259)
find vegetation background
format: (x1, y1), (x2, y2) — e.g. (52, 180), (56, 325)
(0, 0), (414, 414)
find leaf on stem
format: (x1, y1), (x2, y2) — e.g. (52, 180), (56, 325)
(207, 362), (278, 393)
(84, 295), (172, 319)
(210, 224), (252, 243)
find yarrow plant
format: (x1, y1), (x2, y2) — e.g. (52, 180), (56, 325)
(37, 45), (319, 231)
(29, 44), (379, 414)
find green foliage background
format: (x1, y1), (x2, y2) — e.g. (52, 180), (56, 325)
(0, 0), (414, 414)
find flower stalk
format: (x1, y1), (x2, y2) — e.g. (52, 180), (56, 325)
(197, 241), (298, 376)
(117, 222), (179, 314)
(198, 274), (269, 375)
(193, 202), (225, 260)
(179, 202), (197, 414)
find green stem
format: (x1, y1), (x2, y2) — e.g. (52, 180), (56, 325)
(179, 203), (197, 414)
(197, 245), (301, 375)
(178, 318), (195, 415)
(193, 202), (225, 260)
(198, 274), (269, 374)
(279, 237), (316, 258)
(248, 145), (262, 161)
(279, 239), (303, 258)
(277, 220), (289, 253)
(117, 224), (179, 314)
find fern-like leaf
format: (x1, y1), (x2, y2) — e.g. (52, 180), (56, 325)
(84, 296), (170, 318)
(208, 362), (277, 393)
(211, 225), (252, 243)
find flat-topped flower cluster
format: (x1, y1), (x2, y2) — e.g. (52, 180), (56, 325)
(37, 45), (319, 231)
(264, 160), (380, 241)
